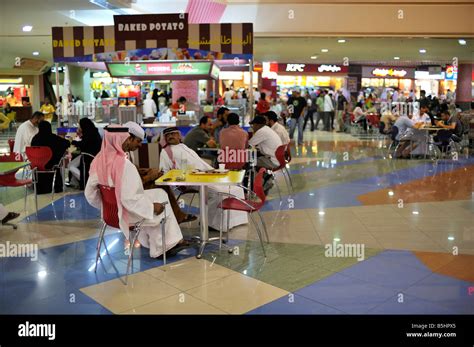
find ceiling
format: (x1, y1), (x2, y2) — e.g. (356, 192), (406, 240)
(0, 0), (472, 74)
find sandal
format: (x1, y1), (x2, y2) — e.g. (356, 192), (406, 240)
(179, 214), (197, 224)
(2, 212), (20, 225)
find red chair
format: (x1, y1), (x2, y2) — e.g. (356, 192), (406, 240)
(25, 146), (65, 208)
(95, 185), (168, 284)
(8, 139), (15, 153)
(0, 153), (32, 222)
(217, 168), (269, 256)
(273, 144), (294, 194)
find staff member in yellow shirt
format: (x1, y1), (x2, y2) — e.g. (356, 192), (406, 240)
(39, 97), (55, 123)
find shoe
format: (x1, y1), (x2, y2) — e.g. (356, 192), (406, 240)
(179, 214), (198, 224)
(156, 240), (192, 259)
(2, 212), (20, 225)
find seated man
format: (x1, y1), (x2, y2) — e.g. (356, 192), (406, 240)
(248, 115), (283, 170)
(85, 126), (189, 259)
(123, 121), (196, 224)
(160, 127), (248, 232)
(213, 107), (230, 143)
(434, 110), (463, 152)
(264, 111), (290, 145)
(183, 116), (217, 162)
(393, 114), (424, 158)
(219, 113), (249, 168)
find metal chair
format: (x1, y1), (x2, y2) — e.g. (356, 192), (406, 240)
(80, 152), (96, 189)
(25, 146), (64, 213)
(217, 168), (269, 257)
(272, 144), (293, 196)
(94, 185), (168, 284)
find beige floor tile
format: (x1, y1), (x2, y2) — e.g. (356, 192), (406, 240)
(371, 230), (438, 243)
(186, 273), (288, 314)
(80, 272), (180, 313)
(122, 293), (226, 314)
(146, 258), (236, 291)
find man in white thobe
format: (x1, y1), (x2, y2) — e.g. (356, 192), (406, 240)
(13, 111), (44, 154)
(85, 126), (186, 259)
(159, 127), (248, 232)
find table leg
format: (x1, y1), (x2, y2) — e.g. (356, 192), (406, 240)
(196, 185), (208, 259)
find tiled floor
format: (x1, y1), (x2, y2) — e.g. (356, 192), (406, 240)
(1, 129), (473, 314)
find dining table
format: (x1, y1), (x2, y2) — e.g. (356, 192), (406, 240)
(156, 169), (246, 258)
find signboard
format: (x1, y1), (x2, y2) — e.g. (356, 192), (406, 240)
(210, 64), (220, 79)
(445, 65), (458, 80)
(274, 63), (347, 74)
(106, 61), (217, 80)
(362, 66), (415, 79)
(114, 14), (188, 41)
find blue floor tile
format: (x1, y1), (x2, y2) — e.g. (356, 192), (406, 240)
(404, 273), (474, 314)
(367, 293), (459, 314)
(247, 294), (344, 315)
(295, 273), (397, 314)
(337, 252), (433, 291)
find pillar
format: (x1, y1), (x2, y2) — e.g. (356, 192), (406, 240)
(455, 63), (473, 110)
(171, 80), (199, 105)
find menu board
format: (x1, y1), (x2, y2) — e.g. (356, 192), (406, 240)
(107, 61), (215, 80)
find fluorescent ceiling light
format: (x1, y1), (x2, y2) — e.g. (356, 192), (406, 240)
(22, 25), (33, 32)
(419, 49), (426, 53)
(321, 49), (329, 53)
(394, 56), (400, 60)
(310, 56), (318, 60)
(458, 39), (467, 45)
(32, 52), (39, 56)
(337, 39), (346, 43)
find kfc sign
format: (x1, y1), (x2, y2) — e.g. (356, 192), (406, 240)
(286, 64), (306, 72)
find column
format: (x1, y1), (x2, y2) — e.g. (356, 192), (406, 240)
(171, 80), (199, 105)
(455, 63), (473, 110)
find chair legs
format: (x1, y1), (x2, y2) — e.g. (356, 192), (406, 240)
(256, 211), (270, 243)
(125, 228), (141, 285)
(284, 167), (294, 192)
(249, 213), (266, 257)
(94, 223), (107, 273)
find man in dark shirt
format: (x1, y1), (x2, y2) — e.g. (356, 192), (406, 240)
(183, 116), (217, 161)
(434, 110), (463, 152)
(287, 90), (307, 145)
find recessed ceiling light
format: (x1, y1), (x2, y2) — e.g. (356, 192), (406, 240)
(394, 56), (400, 60)
(458, 39), (467, 45)
(338, 39), (346, 43)
(22, 25), (33, 32)
(321, 48), (329, 53)
(310, 55), (318, 60)
(32, 52), (39, 56)
(419, 49), (426, 53)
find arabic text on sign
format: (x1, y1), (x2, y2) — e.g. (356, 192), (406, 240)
(318, 65), (342, 73)
(372, 68), (407, 77)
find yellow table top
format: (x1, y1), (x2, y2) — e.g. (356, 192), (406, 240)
(156, 169), (245, 186)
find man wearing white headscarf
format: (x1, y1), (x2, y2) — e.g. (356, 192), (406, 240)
(85, 126), (188, 259)
(159, 127), (248, 232)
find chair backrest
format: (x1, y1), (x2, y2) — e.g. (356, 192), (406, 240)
(274, 144), (287, 170)
(253, 168), (267, 208)
(25, 146), (53, 171)
(98, 185), (120, 229)
(8, 139), (15, 153)
(0, 152), (23, 162)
